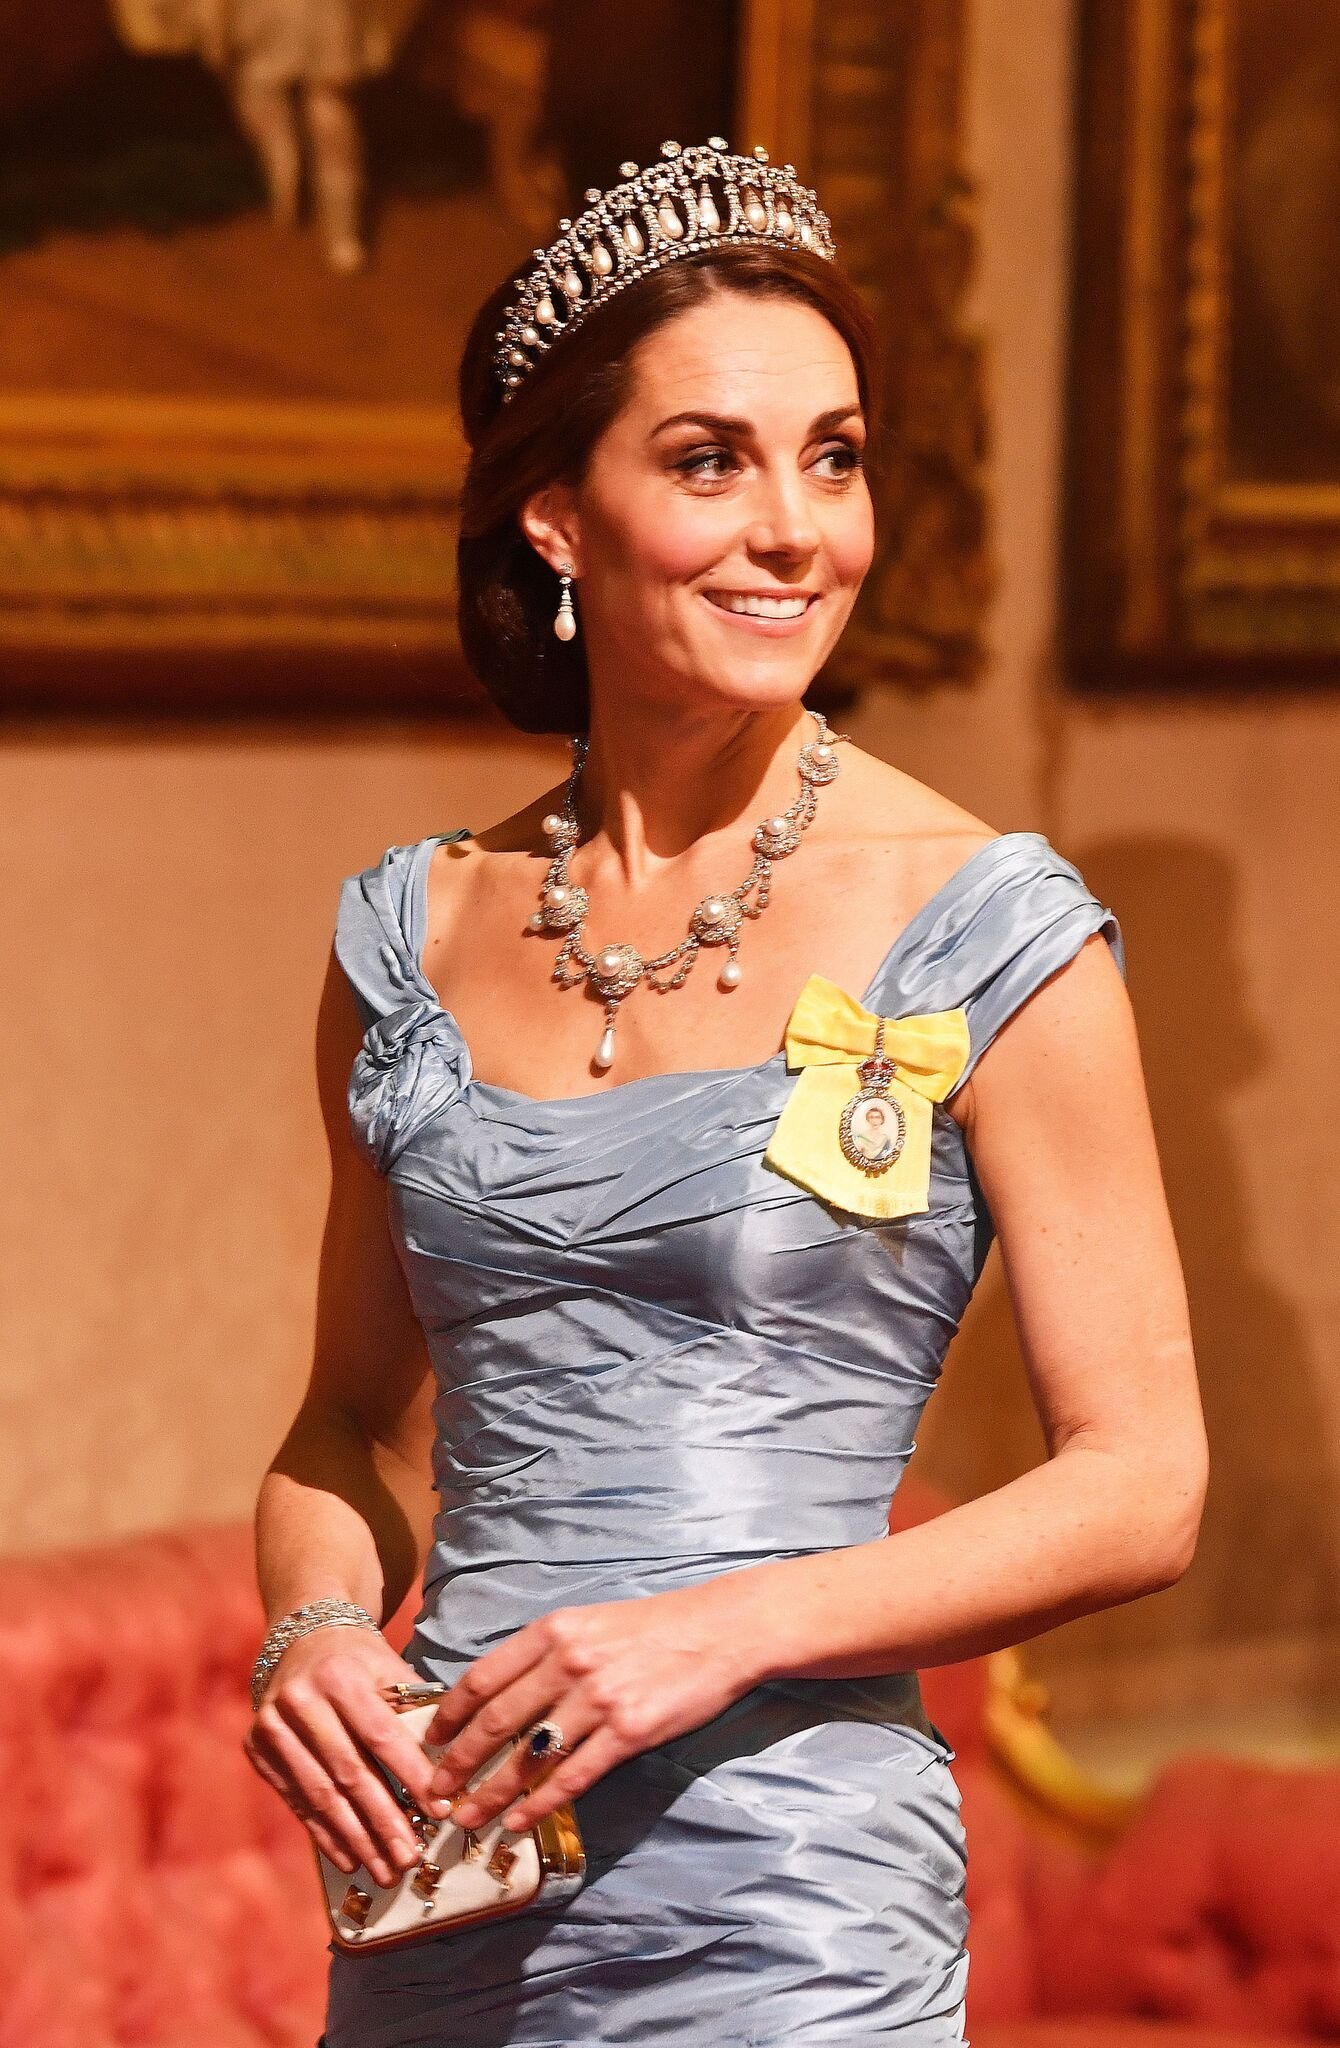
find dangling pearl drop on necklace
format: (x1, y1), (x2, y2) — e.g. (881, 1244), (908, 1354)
(527, 706), (849, 1071)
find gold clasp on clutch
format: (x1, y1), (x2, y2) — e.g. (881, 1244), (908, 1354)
(486, 1842), (518, 1888)
(339, 1884), (373, 1927)
(410, 1860), (443, 1901)
(381, 1681), (453, 1710)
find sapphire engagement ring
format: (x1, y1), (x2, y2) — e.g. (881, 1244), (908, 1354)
(525, 1719), (566, 1760)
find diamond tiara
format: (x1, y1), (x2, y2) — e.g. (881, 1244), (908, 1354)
(492, 137), (838, 401)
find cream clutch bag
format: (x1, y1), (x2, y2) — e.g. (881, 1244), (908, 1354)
(316, 1682), (586, 1953)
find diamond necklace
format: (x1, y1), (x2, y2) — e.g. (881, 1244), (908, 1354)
(527, 706), (850, 1071)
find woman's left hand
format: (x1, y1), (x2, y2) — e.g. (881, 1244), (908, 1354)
(420, 1580), (758, 1832)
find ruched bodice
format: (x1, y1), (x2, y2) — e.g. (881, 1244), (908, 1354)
(322, 827), (1122, 2048)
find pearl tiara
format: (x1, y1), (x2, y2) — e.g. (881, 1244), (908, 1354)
(492, 137), (838, 401)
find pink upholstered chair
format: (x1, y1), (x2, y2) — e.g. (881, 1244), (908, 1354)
(0, 1511), (1333, 2046)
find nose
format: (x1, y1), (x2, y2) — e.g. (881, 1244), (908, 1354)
(745, 464), (821, 560)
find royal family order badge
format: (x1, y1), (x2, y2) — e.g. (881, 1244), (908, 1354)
(763, 976), (971, 1220)
(837, 1017), (907, 1176)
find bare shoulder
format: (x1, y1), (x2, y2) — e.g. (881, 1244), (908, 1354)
(419, 781), (568, 946)
(830, 745), (1000, 893)
(465, 781), (568, 856)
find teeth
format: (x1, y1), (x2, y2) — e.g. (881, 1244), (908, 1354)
(707, 593), (812, 618)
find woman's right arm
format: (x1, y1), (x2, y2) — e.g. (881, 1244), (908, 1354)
(244, 943), (444, 1887)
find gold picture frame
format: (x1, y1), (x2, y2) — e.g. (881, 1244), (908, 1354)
(1065, 0), (1340, 686)
(0, 392), (467, 708)
(741, 0), (990, 696)
(0, 4), (986, 711)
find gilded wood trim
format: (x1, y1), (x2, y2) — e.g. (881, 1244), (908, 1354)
(1179, 0), (1340, 598)
(985, 1648), (1142, 1843)
(1179, 0), (1233, 579)
(1118, 0), (1179, 645)
(738, 0), (818, 174)
(740, 0), (990, 689)
(0, 391), (466, 677)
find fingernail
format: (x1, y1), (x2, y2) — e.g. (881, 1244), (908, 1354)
(503, 1809), (525, 1830)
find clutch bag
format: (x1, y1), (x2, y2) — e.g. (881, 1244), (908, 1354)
(315, 1681), (586, 1953)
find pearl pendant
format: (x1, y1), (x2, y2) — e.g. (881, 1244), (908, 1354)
(622, 218), (645, 256)
(554, 609), (577, 643)
(697, 183), (721, 233)
(531, 709), (840, 1075)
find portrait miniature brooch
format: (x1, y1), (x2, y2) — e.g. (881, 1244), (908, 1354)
(763, 975), (971, 1219)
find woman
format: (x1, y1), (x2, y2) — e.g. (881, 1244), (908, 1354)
(246, 139), (1208, 2044)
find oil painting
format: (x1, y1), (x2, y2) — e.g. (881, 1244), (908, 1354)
(1066, 0), (1340, 686)
(0, 0), (984, 709)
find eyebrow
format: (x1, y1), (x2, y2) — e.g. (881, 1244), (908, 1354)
(650, 404), (865, 439)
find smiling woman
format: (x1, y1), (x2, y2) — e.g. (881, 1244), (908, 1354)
(248, 136), (1206, 2048)
(453, 214), (882, 733)
(657, 399), (859, 634)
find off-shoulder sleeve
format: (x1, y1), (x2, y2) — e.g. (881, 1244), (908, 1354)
(333, 840), (430, 1032)
(941, 838), (1123, 1096)
(332, 834), (475, 1173)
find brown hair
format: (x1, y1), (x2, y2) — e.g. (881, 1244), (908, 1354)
(455, 243), (883, 735)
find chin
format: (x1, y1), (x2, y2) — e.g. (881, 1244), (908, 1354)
(703, 672), (816, 717)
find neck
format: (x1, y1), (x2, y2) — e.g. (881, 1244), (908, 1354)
(571, 696), (818, 888)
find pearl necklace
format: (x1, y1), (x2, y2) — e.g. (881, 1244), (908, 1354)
(527, 707), (849, 1071)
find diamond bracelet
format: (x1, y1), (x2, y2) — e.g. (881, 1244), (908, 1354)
(250, 1597), (382, 1710)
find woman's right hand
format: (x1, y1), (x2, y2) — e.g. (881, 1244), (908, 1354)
(244, 1625), (445, 1885)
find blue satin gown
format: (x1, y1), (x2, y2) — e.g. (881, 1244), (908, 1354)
(320, 827), (1122, 2046)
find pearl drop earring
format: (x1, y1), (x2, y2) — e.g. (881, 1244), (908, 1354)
(553, 563), (577, 642)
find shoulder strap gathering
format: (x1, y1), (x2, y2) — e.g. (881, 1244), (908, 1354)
(333, 831), (469, 1031)
(882, 833), (1124, 1096)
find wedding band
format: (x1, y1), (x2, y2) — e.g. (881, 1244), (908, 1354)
(525, 1718), (566, 1760)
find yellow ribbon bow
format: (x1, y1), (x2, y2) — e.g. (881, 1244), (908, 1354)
(762, 974), (971, 1219)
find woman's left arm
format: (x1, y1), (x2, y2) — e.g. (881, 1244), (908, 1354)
(423, 933), (1208, 1828)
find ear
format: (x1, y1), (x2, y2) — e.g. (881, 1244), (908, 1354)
(518, 482), (583, 579)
